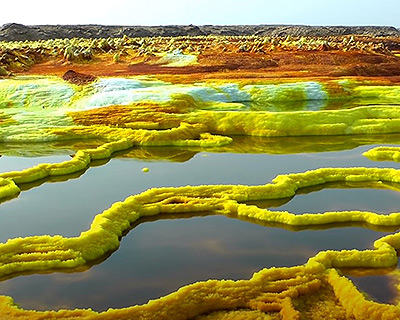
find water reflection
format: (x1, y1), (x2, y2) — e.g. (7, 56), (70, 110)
(276, 182), (400, 215)
(346, 271), (398, 305)
(2, 145), (400, 242)
(1, 134), (400, 158)
(0, 155), (71, 173)
(0, 214), (394, 311)
(1, 141), (400, 311)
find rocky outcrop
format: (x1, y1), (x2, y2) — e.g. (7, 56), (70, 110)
(62, 70), (97, 85)
(0, 23), (399, 41)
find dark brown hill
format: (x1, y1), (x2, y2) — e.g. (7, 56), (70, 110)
(0, 23), (399, 41)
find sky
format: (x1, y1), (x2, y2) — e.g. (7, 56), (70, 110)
(0, 0), (399, 28)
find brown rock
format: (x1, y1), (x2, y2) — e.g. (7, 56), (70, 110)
(62, 69), (96, 85)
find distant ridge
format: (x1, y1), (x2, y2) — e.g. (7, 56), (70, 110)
(0, 23), (399, 41)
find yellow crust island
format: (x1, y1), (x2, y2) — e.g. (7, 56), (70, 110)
(2, 34), (400, 319)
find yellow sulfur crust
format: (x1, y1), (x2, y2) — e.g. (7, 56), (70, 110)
(2, 76), (400, 319)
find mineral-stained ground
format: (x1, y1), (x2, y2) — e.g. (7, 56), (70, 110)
(1, 24), (400, 319)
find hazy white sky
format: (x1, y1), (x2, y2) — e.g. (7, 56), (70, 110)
(1, 0), (399, 27)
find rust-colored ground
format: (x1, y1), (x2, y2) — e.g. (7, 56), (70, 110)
(0, 35), (397, 83)
(21, 49), (400, 84)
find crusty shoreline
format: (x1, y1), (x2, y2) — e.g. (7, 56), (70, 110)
(1, 23), (399, 41)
